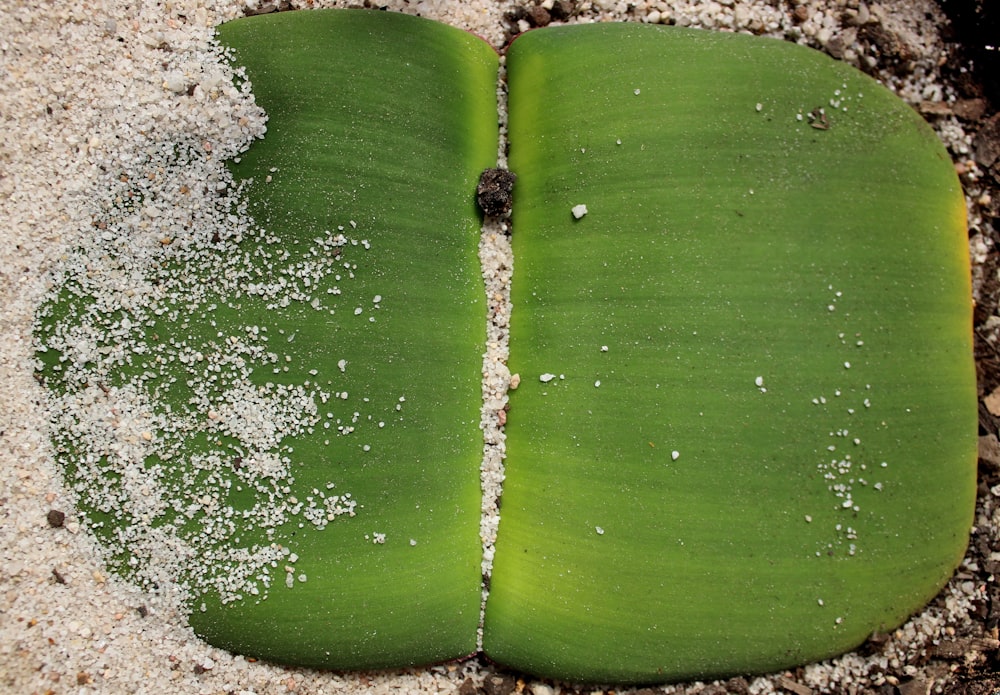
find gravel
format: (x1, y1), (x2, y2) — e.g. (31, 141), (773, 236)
(1, 0), (994, 693)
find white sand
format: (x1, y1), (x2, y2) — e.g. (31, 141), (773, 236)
(1, 1), (992, 693)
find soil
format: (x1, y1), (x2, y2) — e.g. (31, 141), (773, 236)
(3, 1), (999, 694)
(936, 4), (1000, 691)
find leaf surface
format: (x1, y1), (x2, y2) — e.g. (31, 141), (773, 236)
(38, 9), (498, 670)
(487, 23), (975, 683)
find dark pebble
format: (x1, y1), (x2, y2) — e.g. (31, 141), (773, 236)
(482, 674), (517, 695)
(477, 168), (517, 218)
(527, 5), (551, 26)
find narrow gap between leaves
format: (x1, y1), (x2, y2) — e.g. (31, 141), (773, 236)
(477, 54), (513, 649)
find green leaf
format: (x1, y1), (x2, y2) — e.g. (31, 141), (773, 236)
(37, 9), (498, 670)
(485, 23), (975, 683)
(205, 13), (498, 666)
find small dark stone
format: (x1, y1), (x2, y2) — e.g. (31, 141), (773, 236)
(858, 630), (891, 656)
(137, 605), (149, 618)
(724, 677), (751, 695)
(457, 677), (478, 695)
(527, 5), (551, 27)
(46, 509), (65, 528)
(550, 1), (574, 20)
(825, 35), (846, 60)
(482, 674), (517, 695)
(974, 112), (1000, 169)
(954, 97), (989, 122)
(477, 168), (517, 217)
(51, 568), (66, 584)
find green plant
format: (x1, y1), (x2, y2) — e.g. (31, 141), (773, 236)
(35, 8), (975, 684)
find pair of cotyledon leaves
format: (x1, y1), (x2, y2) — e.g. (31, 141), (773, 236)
(38, 8), (975, 685)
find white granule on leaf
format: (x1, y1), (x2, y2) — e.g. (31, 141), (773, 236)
(571, 204), (588, 219)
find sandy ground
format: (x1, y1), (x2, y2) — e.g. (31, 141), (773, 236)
(1, 1), (993, 693)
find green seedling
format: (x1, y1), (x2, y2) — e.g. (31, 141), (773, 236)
(35, 9), (975, 685)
